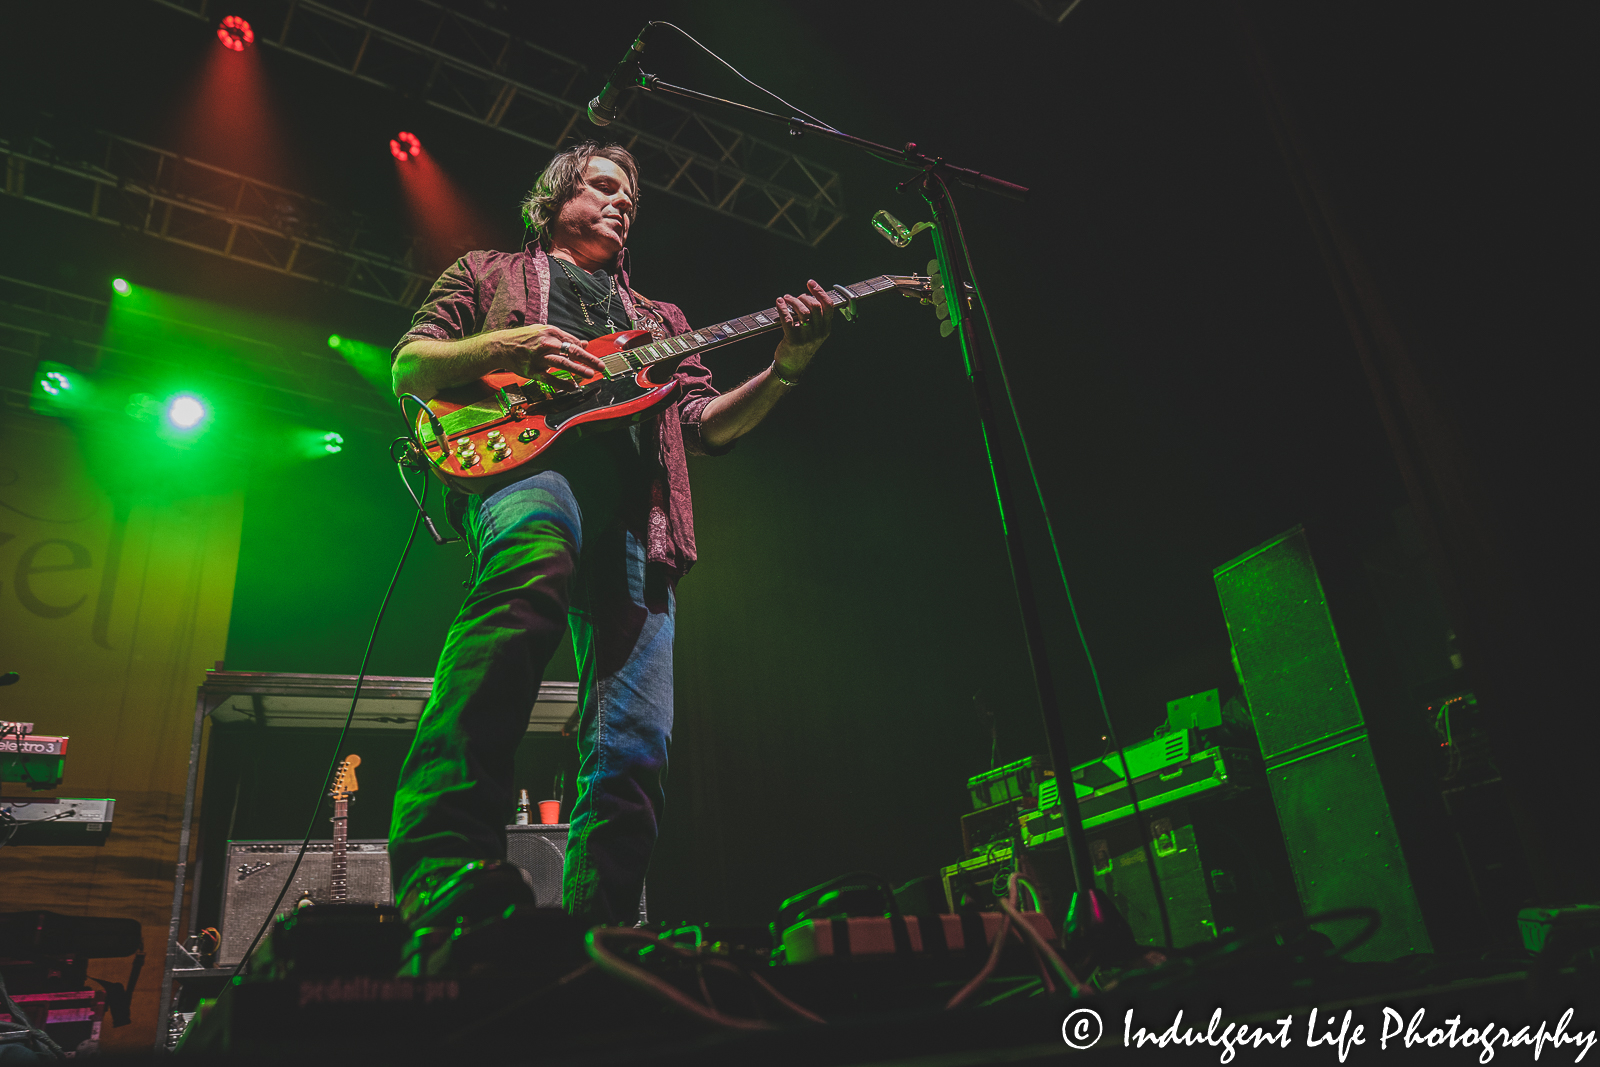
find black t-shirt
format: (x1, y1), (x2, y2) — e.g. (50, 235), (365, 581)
(540, 257), (645, 525)
(547, 259), (631, 341)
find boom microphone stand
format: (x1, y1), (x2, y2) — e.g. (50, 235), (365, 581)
(630, 73), (1133, 964)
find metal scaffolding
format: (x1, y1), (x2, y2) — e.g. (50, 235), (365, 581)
(1, 126), (432, 308)
(148, 0), (847, 247)
(1011, 0), (1089, 24)
(0, 272), (398, 424)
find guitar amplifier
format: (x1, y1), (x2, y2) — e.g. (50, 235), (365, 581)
(505, 824), (568, 908)
(221, 828), (638, 963)
(217, 840), (392, 967)
(504, 824), (646, 921)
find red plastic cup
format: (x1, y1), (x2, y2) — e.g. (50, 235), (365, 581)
(538, 800), (561, 824)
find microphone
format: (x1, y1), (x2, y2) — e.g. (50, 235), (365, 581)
(587, 25), (651, 126)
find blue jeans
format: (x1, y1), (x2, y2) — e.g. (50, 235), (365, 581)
(388, 466), (674, 927)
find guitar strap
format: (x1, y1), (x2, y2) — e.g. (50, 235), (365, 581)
(627, 292), (670, 341)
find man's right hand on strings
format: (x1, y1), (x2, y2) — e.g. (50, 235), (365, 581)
(393, 323), (607, 400)
(491, 324), (608, 386)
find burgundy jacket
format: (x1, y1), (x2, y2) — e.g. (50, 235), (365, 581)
(394, 244), (728, 574)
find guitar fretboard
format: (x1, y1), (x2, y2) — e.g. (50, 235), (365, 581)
(595, 275), (905, 379)
(329, 797), (348, 902)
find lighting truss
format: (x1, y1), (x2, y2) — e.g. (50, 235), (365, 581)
(1, 127), (433, 308)
(0, 273), (397, 425)
(148, 0), (847, 247)
(1010, 0), (1089, 24)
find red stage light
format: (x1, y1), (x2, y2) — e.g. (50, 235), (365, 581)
(217, 15), (254, 51)
(389, 131), (421, 162)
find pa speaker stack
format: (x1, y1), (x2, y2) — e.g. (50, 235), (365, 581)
(1214, 523), (1498, 958)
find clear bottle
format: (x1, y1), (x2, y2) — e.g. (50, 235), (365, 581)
(515, 788), (532, 826)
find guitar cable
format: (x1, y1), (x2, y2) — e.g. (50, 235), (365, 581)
(396, 394), (461, 546)
(232, 394), (470, 973)
(231, 507), (424, 977)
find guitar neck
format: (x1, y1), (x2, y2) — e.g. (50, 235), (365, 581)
(611, 275), (906, 375)
(330, 796), (348, 903)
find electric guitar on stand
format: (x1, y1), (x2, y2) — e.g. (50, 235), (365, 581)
(411, 273), (937, 491)
(328, 754), (359, 903)
(268, 754), (404, 976)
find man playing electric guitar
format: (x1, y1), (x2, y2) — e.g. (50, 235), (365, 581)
(387, 141), (834, 970)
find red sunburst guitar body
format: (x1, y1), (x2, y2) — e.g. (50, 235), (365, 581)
(412, 274), (933, 492)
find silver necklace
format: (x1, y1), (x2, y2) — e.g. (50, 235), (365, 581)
(556, 259), (620, 330)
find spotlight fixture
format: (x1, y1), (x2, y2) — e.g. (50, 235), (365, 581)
(30, 362), (91, 417)
(112, 278), (132, 296)
(217, 15), (254, 51)
(322, 432), (344, 455)
(166, 394), (209, 431)
(327, 334), (342, 349)
(389, 131), (421, 162)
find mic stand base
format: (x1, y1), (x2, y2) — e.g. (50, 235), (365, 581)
(635, 58), (1137, 959)
(1061, 888), (1144, 974)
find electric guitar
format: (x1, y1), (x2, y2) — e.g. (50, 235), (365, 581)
(265, 752), (403, 976)
(412, 274), (935, 491)
(328, 754), (359, 903)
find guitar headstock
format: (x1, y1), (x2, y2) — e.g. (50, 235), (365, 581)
(329, 754), (361, 801)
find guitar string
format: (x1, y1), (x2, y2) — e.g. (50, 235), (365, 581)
(622, 277), (888, 371)
(525, 276), (895, 387)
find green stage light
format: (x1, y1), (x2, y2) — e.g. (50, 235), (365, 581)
(112, 278), (132, 296)
(126, 393), (161, 422)
(30, 362), (93, 416)
(326, 333), (393, 396)
(290, 427), (346, 459)
(166, 394), (209, 430)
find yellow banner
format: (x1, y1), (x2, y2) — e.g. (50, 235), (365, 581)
(1, 410), (242, 1052)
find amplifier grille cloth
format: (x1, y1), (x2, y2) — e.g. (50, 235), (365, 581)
(220, 825), (639, 963)
(218, 840), (392, 967)
(506, 824), (568, 909)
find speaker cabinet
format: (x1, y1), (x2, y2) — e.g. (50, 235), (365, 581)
(218, 840), (392, 967)
(504, 824), (648, 922)
(505, 824), (568, 908)
(1214, 524), (1479, 959)
(222, 827), (645, 963)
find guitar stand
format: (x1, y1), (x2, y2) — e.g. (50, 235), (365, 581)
(634, 71), (1132, 965)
